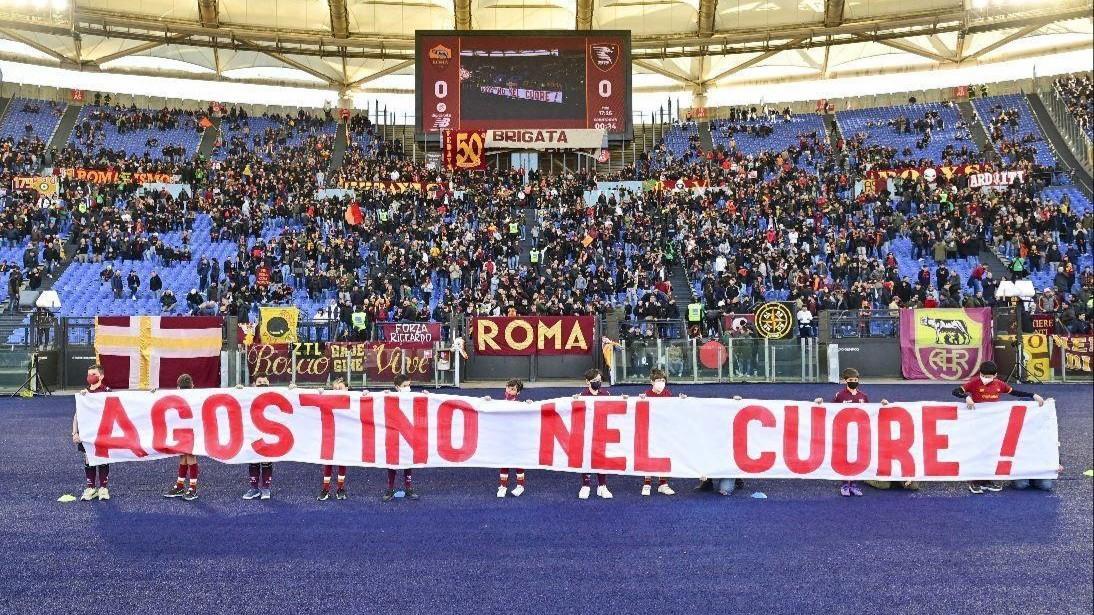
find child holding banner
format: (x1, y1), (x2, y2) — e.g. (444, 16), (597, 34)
(574, 369), (612, 500)
(74, 364), (112, 501)
(243, 377), (275, 501)
(163, 374), (200, 501)
(637, 369), (683, 497)
(383, 374), (419, 502)
(950, 361), (1046, 494)
(494, 378), (531, 498)
(318, 377), (350, 501)
(814, 368), (888, 497)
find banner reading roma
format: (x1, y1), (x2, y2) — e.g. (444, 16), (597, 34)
(900, 308), (993, 380)
(58, 167), (182, 185)
(472, 316), (593, 355)
(75, 391), (1060, 482)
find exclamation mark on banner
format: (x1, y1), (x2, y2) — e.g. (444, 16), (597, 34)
(996, 405), (1028, 475)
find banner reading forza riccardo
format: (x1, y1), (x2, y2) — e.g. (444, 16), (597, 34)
(471, 316), (594, 355)
(900, 308), (994, 380)
(75, 391), (1060, 481)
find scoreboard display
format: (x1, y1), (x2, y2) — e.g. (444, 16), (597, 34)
(416, 31), (631, 139)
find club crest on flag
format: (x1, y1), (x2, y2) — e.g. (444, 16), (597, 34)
(900, 308), (993, 380)
(259, 307), (300, 345)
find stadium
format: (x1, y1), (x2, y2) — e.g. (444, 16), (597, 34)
(0, 0), (1091, 613)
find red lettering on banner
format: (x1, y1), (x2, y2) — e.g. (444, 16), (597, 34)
(299, 394), (351, 461)
(151, 395), (194, 455)
(539, 401), (586, 468)
(922, 405), (960, 476)
(877, 406), (915, 477)
(360, 396), (376, 463)
(94, 397), (148, 459)
(733, 405), (776, 473)
(784, 405), (826, 474)
(591, 400), (627, 471)
(384, 395), (429, 465)
(634, 401), (671, 474)
(831, 408), (871, 476)
(201, 394), (243, 460)
(995, 405), (1027, 476)
(437, 400), (479, 462)
(250, 392), (294, 457)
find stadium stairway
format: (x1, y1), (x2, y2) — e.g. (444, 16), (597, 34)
(824, 111), (840, 151)
(1027, 93), (1094, 198)
(48, 104), (81, 150)
(197, 117), (220, 158)
(519, 206), (536, 267)
(958, 100), (997, 162)
(0, 98), (10, 126)
(0, 256), (69, 347)
(329, 123), (348, 171)
(668, 261), (694, 307)
(697, 121), (713, 153)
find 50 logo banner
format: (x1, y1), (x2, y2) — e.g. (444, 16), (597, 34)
(443, 130), (487, 171)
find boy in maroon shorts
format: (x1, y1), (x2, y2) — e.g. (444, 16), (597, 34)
(74, 364), (112, 501)
(815, 368), (888, 497)
(318, 377), (350, 501)
(382, 374), (419, 502)
(574, 369), (612, 499)
(495, 378), (532, 498)
(163, 374), (201, 501)
(951, 361), (1045, 494)
(637, 369), (685, 496)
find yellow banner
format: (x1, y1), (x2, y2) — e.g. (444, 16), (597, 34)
(12, 176), (59, 197)
(259, 307), (299, 345)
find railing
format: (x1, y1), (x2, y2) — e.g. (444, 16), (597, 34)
(610, 336), (821, 384)
(619, 319), (688, 340)
(1039, 87), (1093, 174)
(826, 310), (900, 339)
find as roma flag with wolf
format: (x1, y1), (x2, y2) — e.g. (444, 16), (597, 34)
(900, 308), (993, 380)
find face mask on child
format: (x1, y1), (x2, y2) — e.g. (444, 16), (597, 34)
(846, 381), (859, 390)
(86, 374), (101, 386)
(651, 381), (666, 393)
(979, 375), (995, 385)
(589, 380), (602, 391)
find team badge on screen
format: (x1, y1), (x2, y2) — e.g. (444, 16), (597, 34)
(429, 44), (452, 67)
(590, 44), (620, 71)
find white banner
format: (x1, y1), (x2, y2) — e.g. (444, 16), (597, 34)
(486, 129), (606, 150)
(967, 170), (1025, 190)
(75, 391), (1059, 480)
(479, 86), (562, 103)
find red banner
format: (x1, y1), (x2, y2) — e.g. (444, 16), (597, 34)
(375, 322), (443, 348)
(246, 342), (433, 384)
(57, 167), (182, 185)
(1050, 335), (1093, 373)
(443, 130), (487, 171)
(863, 164), (1025, 193)
(1031, 313), (1056, 336)
(472, 316), (594, 355)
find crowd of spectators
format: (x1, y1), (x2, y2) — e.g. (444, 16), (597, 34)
(1, 84), (1092, 346)
(1054, 74), (1092, 138)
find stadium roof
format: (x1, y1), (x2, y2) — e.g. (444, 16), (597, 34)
(0, 0), (1089, 96)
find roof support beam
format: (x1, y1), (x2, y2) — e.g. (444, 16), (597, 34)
(702, 37), (806, 85)
(633, 59), (700, 86)
(871, 37), (955, 63)
(236, 38), (343, 86)
(963, 23), (1043, 61)
(198, 0), (219, 29)
(347, 59), (414, 88)
(0, 27), (76, 64)
(823, 0), (845, 28)
(697, 0), (718, 37)
(576, 0), (594, 30)
(328, 0), (350, 39)
(92, 34), (191, 66)
(455, 0), (472, 30)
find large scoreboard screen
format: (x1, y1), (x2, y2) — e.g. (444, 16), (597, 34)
(416, 31), (631, 139)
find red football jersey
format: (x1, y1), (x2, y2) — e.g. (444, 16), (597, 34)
(961, 377), (1013, 402)
(87, 385), (112, 394)
(833, 388), (868, 403)
(643, 387), (672, 397)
